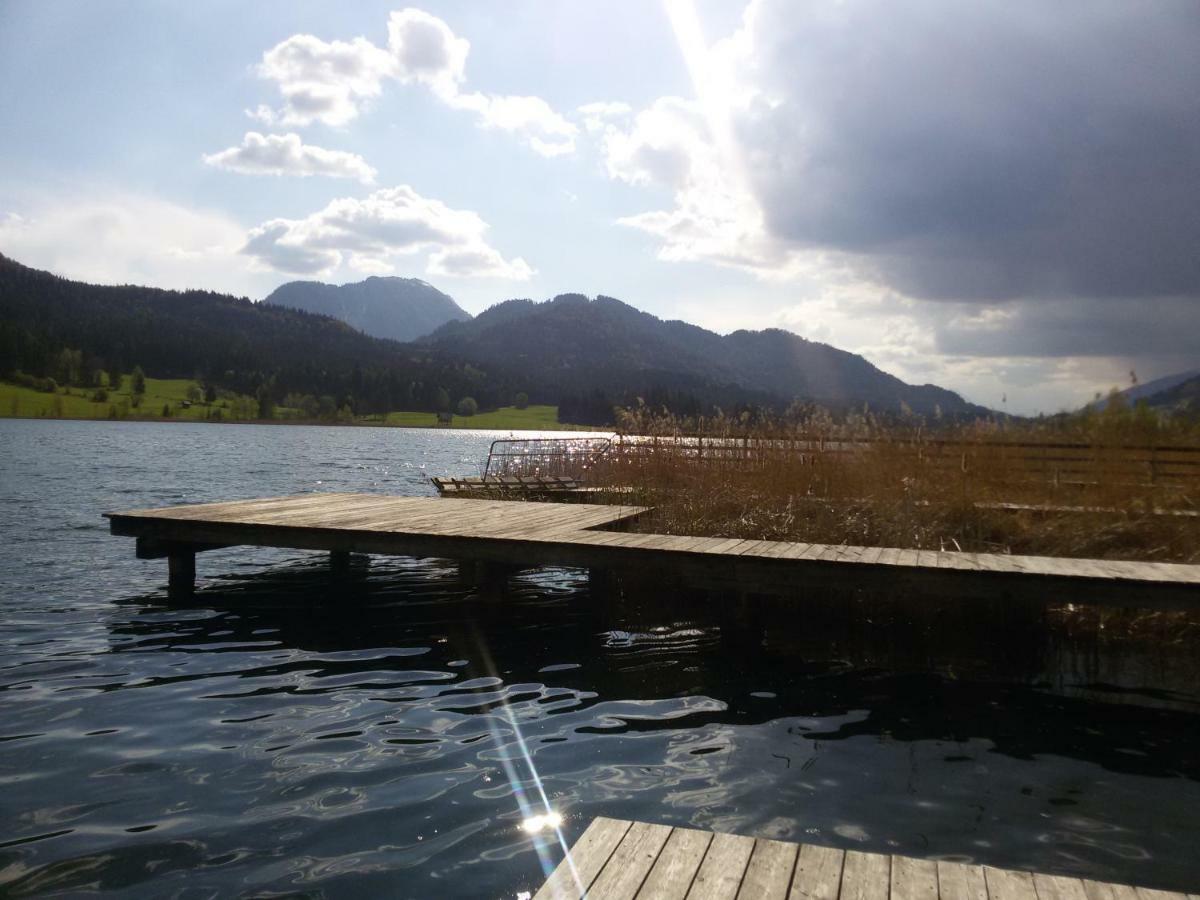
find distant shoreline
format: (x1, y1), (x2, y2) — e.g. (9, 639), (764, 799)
(0, 412), (608, 433)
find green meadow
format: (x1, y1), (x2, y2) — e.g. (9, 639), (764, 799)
(0, 378), (593, 431)
(0, 376), (231, 421)
(375, 404), (582, 430)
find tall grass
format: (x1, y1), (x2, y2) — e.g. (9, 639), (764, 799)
(588, 404), (1200, 562)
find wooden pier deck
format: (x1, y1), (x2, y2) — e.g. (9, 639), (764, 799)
(534, 817), (1198, 900)
(105, 494), (1200, 604)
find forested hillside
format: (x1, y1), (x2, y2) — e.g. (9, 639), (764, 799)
(426, 293), (987, 420)
(0, 254), (500, 415)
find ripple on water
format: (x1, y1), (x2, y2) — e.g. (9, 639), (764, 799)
(1, 420), (1199, 898)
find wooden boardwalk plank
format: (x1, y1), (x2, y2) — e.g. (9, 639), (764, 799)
(790, 843), (844, 900)
(1034, 874), (1091, 900)
(938, 860), (987, 900)
(841, 850), (890, 900)
(687, 832), (756, 899)
(588, 820), (673, 900)
(986, 866), (1040, 900)
(639, 827), (713, 900)
(534, 816), (631, 900)
(739, 838), (799, 899)
(891, 855), (938, 900)
(541, 818), (1195, 900)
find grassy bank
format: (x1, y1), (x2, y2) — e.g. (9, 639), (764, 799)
(372, 405), (586, 430)
(0, 376), (237, 421)
(1, 378), (593, 431)
(589, 410), (1200, 563)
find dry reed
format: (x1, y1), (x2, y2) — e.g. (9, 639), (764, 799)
(588, 404), (1200, 563)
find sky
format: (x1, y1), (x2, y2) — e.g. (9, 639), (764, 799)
(1, 0), (1198, 415)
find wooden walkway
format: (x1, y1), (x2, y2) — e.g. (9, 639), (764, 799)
(534, 817), (1198, 900)
(105, 494), (1200, 604)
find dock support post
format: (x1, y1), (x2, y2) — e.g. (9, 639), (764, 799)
(167, 550), (195, 597)
(719, 591), (764, 652)
(458, 560), (515, 594)
(330, 550), (351, 575)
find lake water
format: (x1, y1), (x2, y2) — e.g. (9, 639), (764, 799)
(1, 418), (1198, 898)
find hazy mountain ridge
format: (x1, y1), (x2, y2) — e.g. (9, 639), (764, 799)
(1125, 371), (1200, 415)
(265, 276), (470, 342)
(1088, 368), (1200, 413)
(427, 293), (989, 417)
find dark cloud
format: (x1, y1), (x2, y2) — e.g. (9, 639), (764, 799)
(737, 0), (1200, 303)
(931, 296), (1200, 359)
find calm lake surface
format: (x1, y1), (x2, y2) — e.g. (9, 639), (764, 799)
(1, 418), (1198, 898)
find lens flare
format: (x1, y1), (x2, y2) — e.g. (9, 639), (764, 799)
(521, 811), (564, 834)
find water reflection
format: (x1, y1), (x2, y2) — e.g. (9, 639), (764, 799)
(7, 559), (1198, 896)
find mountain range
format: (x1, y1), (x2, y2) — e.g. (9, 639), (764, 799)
(425, 294), (986, 418)
(0, 252), (995, 422)
(265, 276), (469, 343)
(1089, 368), (1200, 413)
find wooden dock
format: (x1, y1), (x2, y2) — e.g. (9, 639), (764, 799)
(534, 817), (1198, 900)
(104, 494), (1200, 604)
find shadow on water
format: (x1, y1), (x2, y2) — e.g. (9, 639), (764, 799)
(4, 556), (1200, 897)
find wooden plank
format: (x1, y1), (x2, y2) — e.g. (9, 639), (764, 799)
(840, 850), (890, 900)
(777, 542), (816, 560)
(1135, 890), (1192, 900)
(1033, 875), (1094, 900)
(687, 832), (756, 899)
(789, 843), (844, 900)
(891, 854), (938, 900)
(588, 820), (673, 900)
(985, 867), (1039, 900)
(639, 827), (713, 900)
(1080, 881), (1119, 900)
(798, 544), (832, 561)
(875, 547), (904, 566)
(739, 839), (799, 899)
(937, 860), (987, 900)
(534, 816), (632, 900)
(702, 538), (755, 556)
(859, 546), (886, 565)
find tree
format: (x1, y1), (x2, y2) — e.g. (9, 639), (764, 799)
(456, 396), (478, 416)
(131, 366), (146, 397)
(256, 383), (275, 419)
(514, 391), (529, 409)
(186, 384), (202, 403)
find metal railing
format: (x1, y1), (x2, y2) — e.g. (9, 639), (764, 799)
(483, 436), (613, 480)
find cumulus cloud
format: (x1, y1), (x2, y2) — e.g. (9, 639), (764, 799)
(387, 7), (468, 96)
(601, 96), (802, 275)
(448, 91), (577, 157)
(202, 132), (376, 183)
(240, 185), (533, 280)
(252, 8), (576, 156)
(255, 34), (394, 126)
(577, 101), (632, 134)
